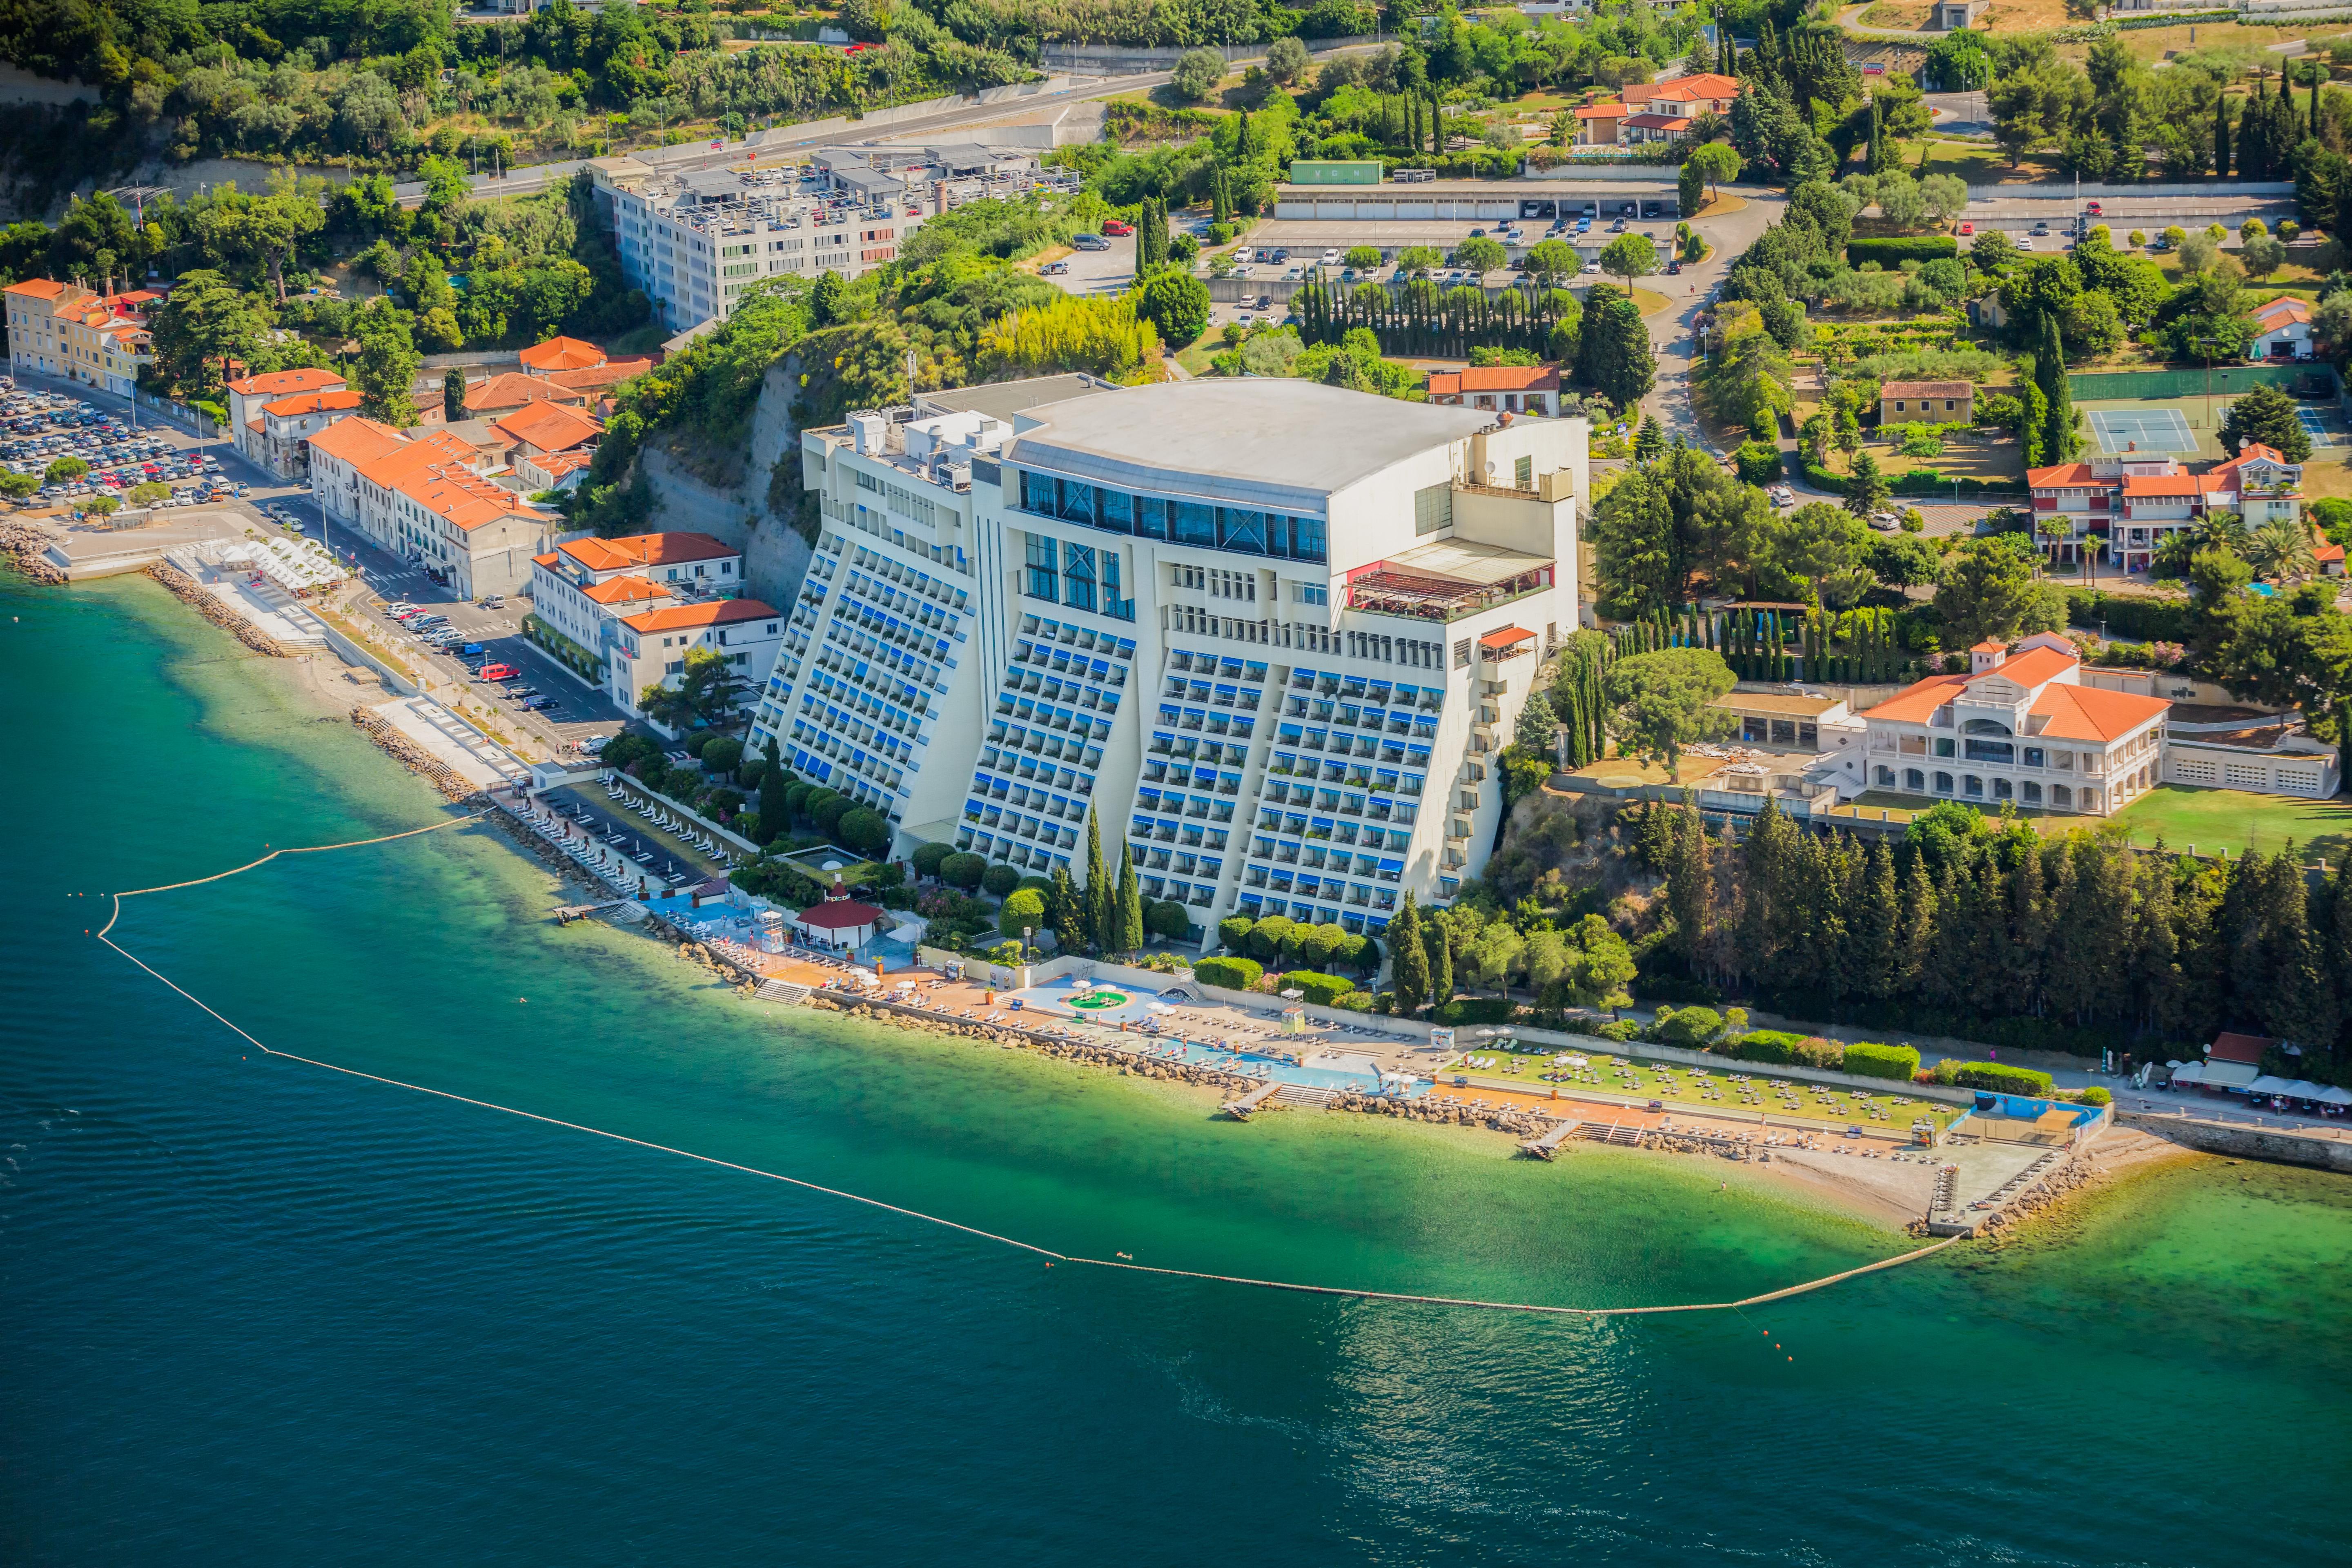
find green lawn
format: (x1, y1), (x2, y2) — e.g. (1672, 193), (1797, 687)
(1450, 1045), (1963, 1131)
(2105, 784), (2352, 860)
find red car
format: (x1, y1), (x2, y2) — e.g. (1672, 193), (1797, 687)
(2085, 201), (2104, 216)
(477, 663), (519, 682)
(1102, 219), (1133, 236)
(1957, 221), (1974, 236)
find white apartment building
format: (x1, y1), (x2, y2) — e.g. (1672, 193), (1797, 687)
(224, 368), (350, 474)
(608, 597), (785, 725)
(526, 530), (746, 687)
(586, 143), (1073, 333)
(751, 377), (1586, 948)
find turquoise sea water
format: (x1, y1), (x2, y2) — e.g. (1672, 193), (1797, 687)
(4, 572), (2350, 1566)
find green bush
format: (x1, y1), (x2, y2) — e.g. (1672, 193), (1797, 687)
(910, 842), (954, 879)
(601, 732), (662, 772)
(736, 757), (769, 791)
(1147, 900), (1194, 940)
(1734, 439), (1784, 483)
(1715, 1030), (1846, 1070)
(1434, 997), (1519, 1026)
(1339, 989), (1377, 1011)
(2064, 588), (2192, 644)
(1589, 1019), (1639, 1042)
(686, 731), (713, 756)
(700, 736), (744, 775)
(1650, 1004), (1727, 1047)
(1935, 1059), (2057, 1095)
(1840, 1041), (1920, 1081)
(1194, 956), (1263, 991)
(940, 851), (987, 890)
(981, 862), (1022, 898)
(998, 887), (1047, 939)
(1279, 970), (1355, 1006)
(2080, 1085), (2111, 1106)
(837, 806), (892, 858)
(811, 792), (854, 837)
(1217, 915), (1254, 951)
(1847, 236), (1958, 266)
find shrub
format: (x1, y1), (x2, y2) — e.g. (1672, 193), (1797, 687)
(981, 862), (1022, 898)
(1590, 1019), (1639, 1042)
(2080, 1085), (2111, 1106)
(1147, 900), (1194, 940)
(1847, 236), (1958, 266)
(1840, 1041), (1920, 1080)
(1716, 1030), (1846, 1070)
(1195, 956), (1263, 991)
(1934, 1059), (2057, 1095)
(837, 806), (892, 857)
(940, 851), (987, 890)
(1434, 997), (1519, 1026)
(685, 731), (713, 756)
(601, 732), (662, 771)
(1734, 439), (1783, 483)
(2064, 588), (2192, 644)
(1339, 990), (1377, 1011)
(1279, 970), (1355, 1006)
(998, 887), (1048, 940)
(811, 792), (854, 837)
(910, 842), (954, 879)
(1217, 915), (1254, 951)
(700, 736), (744, 775)
(1650, 1004), (1727, 1048)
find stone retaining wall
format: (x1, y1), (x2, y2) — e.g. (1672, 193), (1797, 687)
(2119, 1112), (2352, 1173)
(146, 561), (287, 657)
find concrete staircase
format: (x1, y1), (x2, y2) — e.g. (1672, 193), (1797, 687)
(755, 978), (813, 1005)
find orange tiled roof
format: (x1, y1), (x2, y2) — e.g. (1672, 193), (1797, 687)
(558, 531), (738, 571)
(2031, 682), (2169, 742)
(263, 388), (364, 418)
(1427, 365), (1560, 396)
(1882, 381), (1973, 400)
(305, 415), (409, 468)
(620, 597), (779, 633)
(2027, 462), (2100, 487)
(1859, 671), (1969, 724)
(2251, 296), (2310, 327)
(2318, 543), (2345, 563)
(529, 449), (595, 477)
(1573, 103), (1627, 119)
(400, 460), (546, 535)
(1648, 72), (1742, 99)
(225, 366), (343, 398)
(532, 551), (561, 568)
(490, 399), (603, 454)
(2122, 474), (2203, 497)
(544, 358), (653, 392)
(1973, 644), (2076, 691)
(518, 335), (606, 373)
(584, 575), (674, 606)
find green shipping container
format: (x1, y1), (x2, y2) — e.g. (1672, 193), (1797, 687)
(1287, 160), (1384, 186)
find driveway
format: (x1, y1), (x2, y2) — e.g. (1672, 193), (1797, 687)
(1041, 234), (1136, 298)
(1925, 91), (1990, 138)
(1643, 190), (1782, 457)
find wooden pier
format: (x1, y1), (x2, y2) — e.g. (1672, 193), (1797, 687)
(1517, 1118), (1582, 1159)
(1222, 1080), (1283, 1120)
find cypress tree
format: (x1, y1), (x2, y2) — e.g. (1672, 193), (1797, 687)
(1426, 920), (1454, 1011)
(1049, 863), (1084, 949)
(2215, 90), (2232, 178)
(755, 739), (789, 845)
(1117, 844), (1144, 955)
(1084, 809), (1110, 951)
(2037, 311), (2075, 463)
(1391, 891), (1430, 1014)
(2314, 70), (2324, 139)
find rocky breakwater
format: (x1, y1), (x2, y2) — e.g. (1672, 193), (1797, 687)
(0, 519), (65, 584)
(350, 705), (477, 803)
(806, 995), (1260, 1094)
(147, 560), (287, 656)
(1331, 1089), (1559, 1138)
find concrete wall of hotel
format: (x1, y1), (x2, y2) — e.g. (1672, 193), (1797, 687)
(2120, 1112), (2352, 1174)
(1450, 485), (1569, 559)
(320, 621), (423, 697)
(977, 954), (1983, 1104)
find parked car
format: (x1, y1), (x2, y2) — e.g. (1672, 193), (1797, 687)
(461, 643), (486, 656)
(1102, 218), (1133, 236)
(1041, 260), (1069, 275)
(2085, 200), (2104, 216)
(1071, 232), (1110, 251)
(1957, 221), (1974, 236)
(477, 663), (519, 681)
(1868, 511), (1900, 531)
(1319, 248), (1341, 265)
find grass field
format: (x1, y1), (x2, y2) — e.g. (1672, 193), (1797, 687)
(2105, 784), (2352, 859)
(1454, 1044), (1964, 1131)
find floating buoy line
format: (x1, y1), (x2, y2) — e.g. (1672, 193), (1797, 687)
(90, 812), (1964, 1319)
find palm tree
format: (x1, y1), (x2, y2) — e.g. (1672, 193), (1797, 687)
(2247, 518), (2317, 581)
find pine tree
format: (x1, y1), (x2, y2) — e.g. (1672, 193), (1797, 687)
(1853, 837), (1900, 1001)
(1391, 891), (1430, 1014)
(1083, 809), (1110, 952)
(1116, 844), (1144, 954)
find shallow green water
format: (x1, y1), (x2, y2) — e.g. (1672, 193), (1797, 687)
(4, 571), (2348, 1565)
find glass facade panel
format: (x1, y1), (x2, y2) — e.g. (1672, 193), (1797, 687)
(1135, 496), (1167, 540)
(1024, 534), (1058, 602)
(1290, 514), (1328, 561)
(1063, 541), (1097, 612)
(1097, 488), (1133, 534)
(1218, 507), (1266, 554)
(1056, 477), (1095, 526)
(1171, 500), (1216, 547)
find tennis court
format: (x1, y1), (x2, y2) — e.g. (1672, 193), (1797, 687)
(2088, 407), (2197, 454)
(2296, 405), (2341, 448)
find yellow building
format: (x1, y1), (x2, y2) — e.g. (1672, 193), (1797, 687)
(4, 278), (156, 396)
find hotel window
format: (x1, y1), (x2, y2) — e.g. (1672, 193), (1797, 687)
(1024, 534), (1058, 601)
(1062, 541), (1097, 612)
(1515, 454), (1532, 488)
(1414, 482), (1452, 536)
(1172, 499), (1215, 548)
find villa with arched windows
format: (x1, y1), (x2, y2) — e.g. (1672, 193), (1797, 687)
(1856, 634), (2169, 816)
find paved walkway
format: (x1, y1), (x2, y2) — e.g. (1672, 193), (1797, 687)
(1645, 189), (1782, 457)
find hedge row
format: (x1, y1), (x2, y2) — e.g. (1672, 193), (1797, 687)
(1891, 470), (2013, 496)
(1935, 1060), (2058, 1096)
(1847, 237), (1958, 266)
(2065, 588), (2192, 643)
(1841, 1041), (1921, 1081)
(1194, 956), (1261, 991)
(1713, 1029), (1847, 1069)
(1434, 997), (1518, 1026)
(1280, 970), (1355, 1007)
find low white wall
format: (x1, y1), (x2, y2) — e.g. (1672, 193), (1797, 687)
(605, 769), (765, 856)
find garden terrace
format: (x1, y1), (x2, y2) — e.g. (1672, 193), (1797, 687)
(1344, 538), (1554, 624)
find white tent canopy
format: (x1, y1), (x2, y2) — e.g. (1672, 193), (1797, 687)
(2247, 1074), (2300, 1095)
(2170, 1061), (2208, 1084)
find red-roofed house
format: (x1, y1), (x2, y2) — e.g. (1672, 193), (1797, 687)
(224, 368), (347, 472)
(1855, 633), (2168, 815)
(2029, 442), (2305, 575)
(1572, 104), (1628, 145)
(517, 335), (609, 375)
(1425, 364), (1562, 416)
(1623, 72), (1742, 116)
(1618, 111), (1692, 145)
(2247, 296), (2312, 360)
(526, 530), (746, 689)
(489, 399), (603, 461)
(608, 595), (784, 724)
(249, 387), (365, 477)
(303, 414), (553, 598)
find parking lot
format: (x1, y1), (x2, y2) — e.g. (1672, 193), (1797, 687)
(1038, 231), (1136, 298)
(1228, 207), (1686, 293)
(2, 385), (241, 510)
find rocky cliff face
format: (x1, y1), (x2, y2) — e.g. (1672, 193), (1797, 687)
(637, 354), (814, 608)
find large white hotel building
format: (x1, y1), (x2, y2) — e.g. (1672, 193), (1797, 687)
(747, 378), (1586, 947)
